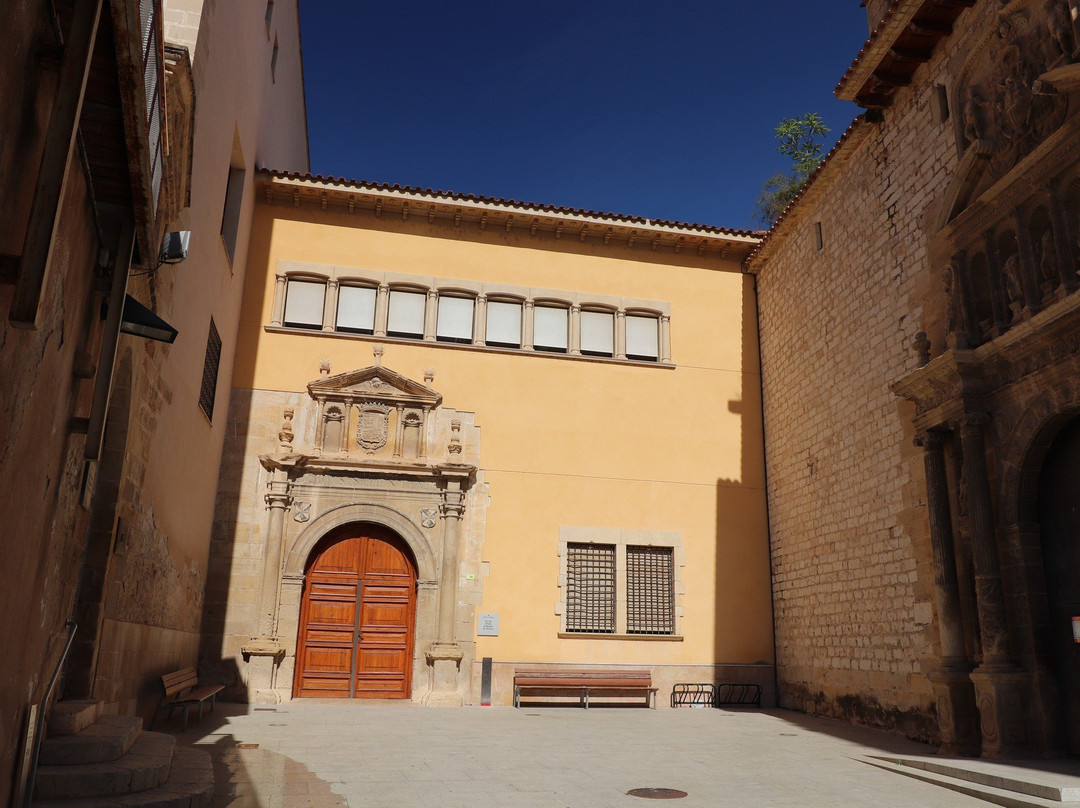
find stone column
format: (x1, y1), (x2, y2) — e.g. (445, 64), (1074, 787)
(1014, 209), (1042, 312)
(956, 413), (1028, 757)
(916, 429), (979, 754)
(393, 404), (405, 458)
(322, 279), (338, 332)
(258, 468), (291, 637)
(424, 290), (438, 341)
(1048, 182), (1077, 291)
(374, 283), (390, 337)
(271, 274), (287, 326)
(522, 300), (535, 350)
(425, 478), (466, 705)
(615, 309), (627, 360)
(983, 232), (1009, 331)
(660, 315), (672, 363)
(569, 304), (582, 355)
(473, 294), (487, 345)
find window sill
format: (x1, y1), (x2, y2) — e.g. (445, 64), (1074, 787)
(264, 325), (675, 369)
(558, 633), (683, 642)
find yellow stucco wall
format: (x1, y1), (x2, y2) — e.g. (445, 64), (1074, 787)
(233, 201), (774, 668)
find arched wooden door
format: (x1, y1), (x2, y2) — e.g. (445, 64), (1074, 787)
(1038, 417), (1080, 755)
(294, 526), (417, 699)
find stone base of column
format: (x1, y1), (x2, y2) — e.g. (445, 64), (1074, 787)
(970, 665), (1030, 758)
(929, 666), (980, 756)
(242, 638), (286, 705)
(423, 642), (464, 706)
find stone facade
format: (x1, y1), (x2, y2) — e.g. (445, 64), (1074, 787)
(750, 0), (1080, 756)
(203, 367), (489, 705)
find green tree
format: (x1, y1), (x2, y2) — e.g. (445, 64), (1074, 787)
(754, 113), (830, 227)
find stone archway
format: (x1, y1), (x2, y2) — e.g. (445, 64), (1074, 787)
(284, 502), (438, 582)
(276, 503), (441, 703)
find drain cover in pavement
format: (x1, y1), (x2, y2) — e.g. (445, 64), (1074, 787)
(627, 788), (688, 799)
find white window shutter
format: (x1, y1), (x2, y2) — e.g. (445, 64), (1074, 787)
(485, 300), (522, 346)
(580, 310), (614, 355)
(387, 290), (426, 336)
(533, 306), (568, 350)
(626, 315), (659, 360)
(336, 286), (377, 332)
(283, 280), (325, 328)
(436, 296), (474, 342)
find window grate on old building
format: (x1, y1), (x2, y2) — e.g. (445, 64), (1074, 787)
(626, 546), (675, 635)
(565, 543), (616, 633)
(199, 318), (222, 421)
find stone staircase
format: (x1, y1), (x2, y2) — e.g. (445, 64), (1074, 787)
(29, 700), (214, 808)
(861, 754), (1080, 808)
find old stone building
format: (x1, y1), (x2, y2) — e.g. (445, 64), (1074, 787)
(201, 171), (776, 708)
(0, 0), (306, 801)
(6, 1), (1080, 799)
(749, 0), (1080, 757)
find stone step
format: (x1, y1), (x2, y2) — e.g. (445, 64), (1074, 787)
(49, 701), (104, 737)
(31, 746), (214, 808)
(40, 717), (143, 766)
(34, 732), (175, 800)
(887, 756), (1080, 802)
(860, 756), (1078, 808)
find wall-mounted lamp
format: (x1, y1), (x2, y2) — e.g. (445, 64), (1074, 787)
(120, 295), (178, 343)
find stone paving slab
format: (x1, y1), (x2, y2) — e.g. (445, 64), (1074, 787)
(172, 701), (1006, 808)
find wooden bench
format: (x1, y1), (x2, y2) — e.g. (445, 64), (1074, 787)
(149, 667), (224, 731)
(513, 669), (657, 709)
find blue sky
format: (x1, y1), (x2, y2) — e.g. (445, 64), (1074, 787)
(299, 3), (871, 231)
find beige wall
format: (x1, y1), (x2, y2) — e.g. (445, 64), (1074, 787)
(206, 197), (773, 705)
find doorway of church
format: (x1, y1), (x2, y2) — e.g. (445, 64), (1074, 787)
(1037, 416), (1080, 755)
(294, 525), (417, 699)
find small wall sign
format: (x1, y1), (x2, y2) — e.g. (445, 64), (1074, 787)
(477, 613), (499, 636)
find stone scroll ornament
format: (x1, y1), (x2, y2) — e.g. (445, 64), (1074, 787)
(356, 402), (391, 453)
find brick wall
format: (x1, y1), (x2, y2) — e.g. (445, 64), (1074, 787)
(749, 5), (999, 742)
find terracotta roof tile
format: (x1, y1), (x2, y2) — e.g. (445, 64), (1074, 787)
(260, 169), (762, 240)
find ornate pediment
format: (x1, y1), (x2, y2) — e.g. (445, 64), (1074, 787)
(307, 366), (442, 408)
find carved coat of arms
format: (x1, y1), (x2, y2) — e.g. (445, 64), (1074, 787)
(356, 403), (390, 453)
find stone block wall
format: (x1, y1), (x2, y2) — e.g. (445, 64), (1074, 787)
(748, 4), (1004, 742)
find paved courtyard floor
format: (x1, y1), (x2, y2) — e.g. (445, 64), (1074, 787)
(173, 701), (1004, 808)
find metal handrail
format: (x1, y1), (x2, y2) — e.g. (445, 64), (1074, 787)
(24, 620), (77, 808)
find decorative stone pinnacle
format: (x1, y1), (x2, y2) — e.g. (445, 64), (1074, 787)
(373, 344), (385, 366)
(318, 359), (331, 377)
(448, 418), (463, 456)
(914, 331), (931, 367)
(278, 406), (295, 450)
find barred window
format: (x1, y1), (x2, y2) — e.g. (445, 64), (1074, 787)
(626, 546), (675, 635)
(565, 543), (616, 633)
(199, 318), (222, 421)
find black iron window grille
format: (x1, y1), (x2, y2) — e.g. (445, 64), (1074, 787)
(565, 543), (616, 633)
(199, 318), (222, 421)
(626, 545), (675, 635)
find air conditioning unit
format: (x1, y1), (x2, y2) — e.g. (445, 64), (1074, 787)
(159, 230), (191, 264)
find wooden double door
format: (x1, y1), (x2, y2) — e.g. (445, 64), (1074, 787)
(294, 527), (417, 699)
